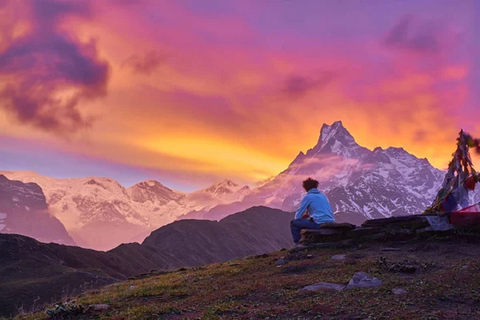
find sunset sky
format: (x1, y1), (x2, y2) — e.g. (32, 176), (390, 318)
(0, 0), (479, 191)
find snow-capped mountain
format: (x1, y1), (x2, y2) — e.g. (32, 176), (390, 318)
(278, 121), (444, 218)
(185, 180), (251, 211)
(3, 121), (461, 248)
(0, 174), (75, 245)
(180, 121), (446, 223)
(0, 171), (251, 250)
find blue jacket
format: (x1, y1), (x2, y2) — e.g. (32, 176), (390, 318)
(295, 188), (335, 224)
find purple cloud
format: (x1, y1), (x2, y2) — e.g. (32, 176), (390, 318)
(0, 0), (109, 133)
(123, 51), (166, 75)
(383, 16), (441, 54)
(283, 72), (335, 97)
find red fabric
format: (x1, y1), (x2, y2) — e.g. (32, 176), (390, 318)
(449, 203), (480, 227)
(457, 203), (480, 213)
(465, 176), (476, 191)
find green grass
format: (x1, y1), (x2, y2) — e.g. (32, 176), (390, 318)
(13, 238), (480, 320)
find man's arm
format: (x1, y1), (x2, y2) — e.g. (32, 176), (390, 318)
(295, 196), (309, 220)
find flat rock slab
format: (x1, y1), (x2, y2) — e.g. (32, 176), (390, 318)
(380, 247), (402, 252)
(392, 288), (408, 295)
(331, 254), (347, 260)
(89, 304), (109, 311)
(345, 272), (382, 289)
(275, 258), (286, 266)
(300, 282), (346, 292)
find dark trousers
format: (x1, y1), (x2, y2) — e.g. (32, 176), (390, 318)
(290, 219), (322, 244)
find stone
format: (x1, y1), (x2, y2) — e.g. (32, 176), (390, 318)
(392, 288), (407, 295)
(89, 304), (109, 311)
(380, 247), (401, 252)
(275, 258), (286, 266)
(345, 227), (382, 238)
(300, 282), (346, 292)
(345, 272), (382, 289)
(331, 254), (346, 260)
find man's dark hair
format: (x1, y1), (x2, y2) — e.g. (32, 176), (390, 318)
(302, 178), (319, 191)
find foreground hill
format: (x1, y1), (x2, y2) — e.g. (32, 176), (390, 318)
(0, 206), (293, 317)
(15, 232), (480, 320)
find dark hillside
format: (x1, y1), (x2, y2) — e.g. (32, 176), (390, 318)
(0, 206), (294, 317)
(15, 234), (480, 320)
(142, 206), (293, 268)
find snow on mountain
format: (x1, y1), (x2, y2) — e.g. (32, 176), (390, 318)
(185, 180), (251, 210)
(180, 121), (446, 223)
(0, 171), (251, 250)
(0, 174), (75, 245)
(128, 180), (184, 205)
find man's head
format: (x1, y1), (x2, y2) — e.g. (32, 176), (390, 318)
(302, 178), (319, 192)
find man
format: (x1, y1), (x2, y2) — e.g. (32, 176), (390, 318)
(291, 177), (335, 245)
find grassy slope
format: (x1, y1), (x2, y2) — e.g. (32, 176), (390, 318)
(15, 234), (480, 320)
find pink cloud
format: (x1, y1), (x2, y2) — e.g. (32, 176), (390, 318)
(0, 0), (109, 133)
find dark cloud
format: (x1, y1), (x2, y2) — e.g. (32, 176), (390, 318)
(124, 51), (166, 75)
(383, 16), (441, 54)
(283, 72), (334, 97)
(0, 0), (109, 134)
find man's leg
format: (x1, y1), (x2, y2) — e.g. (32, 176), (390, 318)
(290, 219), (322, 244)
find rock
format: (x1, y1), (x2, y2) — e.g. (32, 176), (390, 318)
(392, 288), (407, 295)
(306, 254), (314, 259)
(300, 282), (346, 292)
(380, 247), (401, 252)
(319, 222), (356, 230)
(345, 227), (382, 238)
(331, 254), (346, 260)
(345, 272), (382, 289)
(89, 304), (109, 311)
(275, 258), (286, 266)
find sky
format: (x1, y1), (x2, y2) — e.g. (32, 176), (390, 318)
(0, 0), (479, 191)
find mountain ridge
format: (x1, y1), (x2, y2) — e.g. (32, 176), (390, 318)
(0, 171), (251, 250)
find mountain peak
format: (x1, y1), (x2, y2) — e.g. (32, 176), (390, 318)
(199, 179), (251, 196)
(133, 180), (166, 189)
(318, 121), (354, 146)
(303, 121), (362, 158)
(216, 179), (238, 187)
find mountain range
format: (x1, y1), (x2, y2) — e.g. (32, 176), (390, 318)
(4, 121), (475, 250)
(0, 172), (250, 250)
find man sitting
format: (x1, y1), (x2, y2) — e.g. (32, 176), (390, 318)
(291, 177), (335, 245)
